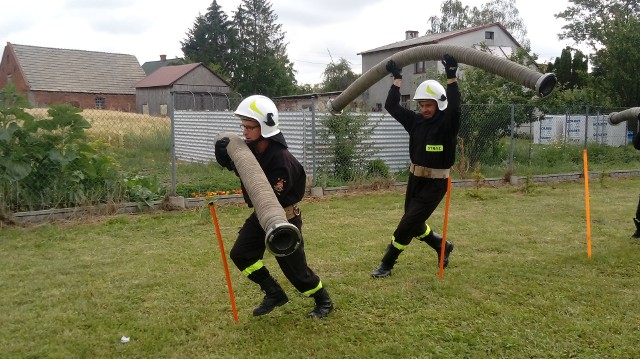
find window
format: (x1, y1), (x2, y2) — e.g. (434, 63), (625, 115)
(415, 61), (425, 74)
(485, 31), (494, 40)
(95, 97), (105, 109)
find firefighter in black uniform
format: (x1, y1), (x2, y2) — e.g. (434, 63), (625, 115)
(215, 95), (333, 318)
(633, 131), (640, 238)
(372, 54), (461, 278)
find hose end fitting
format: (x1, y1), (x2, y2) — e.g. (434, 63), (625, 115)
(535, 73), (557, 98)
(265, 222), (302, 257)
(326, 99), (343, 116)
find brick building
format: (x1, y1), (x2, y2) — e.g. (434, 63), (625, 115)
(0, 42), (146, 111)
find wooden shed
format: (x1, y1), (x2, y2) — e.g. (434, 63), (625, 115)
(134, 63), (231, 116)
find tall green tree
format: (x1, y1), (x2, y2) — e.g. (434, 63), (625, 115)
(555, 0), (640, 106)
(554, 47), (573, 87)
(426, 0), (471, 35)
(551, 47), (589, 89)
(427, 0), (530, 47)
(320, 58), (359, 92)
(181, 0), (235, 78)
(555, 0), (640, 52)
(231, 0), (297, 97)
(570, 49), (588, 88)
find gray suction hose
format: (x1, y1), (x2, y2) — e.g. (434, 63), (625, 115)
(326, 44), (557, 115)
(607, 107), (640, 125)
(215, 132), (301, 257)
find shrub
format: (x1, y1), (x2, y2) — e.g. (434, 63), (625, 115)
(366, 158), (390, 178)
(0, 86), (141, 212)
(318, 111), (378, 182)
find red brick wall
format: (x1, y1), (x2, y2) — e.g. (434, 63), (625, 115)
(31, 91), (136, 112)
(1, 44), (135, 111)
(0, 44), (29, 92)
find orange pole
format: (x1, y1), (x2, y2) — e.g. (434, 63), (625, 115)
(582, 149), (592, 259)
(439, 176), (453, 279)
(208, 201), (240, 322)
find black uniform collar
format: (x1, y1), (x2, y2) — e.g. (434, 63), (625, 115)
(269, 132), (288, 148)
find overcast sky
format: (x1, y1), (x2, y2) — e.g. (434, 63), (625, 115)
(1, 0), (578, 85)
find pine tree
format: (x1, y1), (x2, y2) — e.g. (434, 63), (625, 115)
(181, 0), (235, 78)
(555, 47), (573, 88)
(231, 0), (297, 97)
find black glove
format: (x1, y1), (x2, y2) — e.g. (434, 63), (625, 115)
(386, 60), (402, 79)
(442, 54), (458, 79)
(215, 137), (235, 171)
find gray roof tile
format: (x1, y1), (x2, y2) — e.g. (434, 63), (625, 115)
(11, 43), (146, 94)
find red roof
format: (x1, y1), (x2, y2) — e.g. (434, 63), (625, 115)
(135, 63), (201, 88)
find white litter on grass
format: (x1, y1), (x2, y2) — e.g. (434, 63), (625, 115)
(120, 336), (130, 343)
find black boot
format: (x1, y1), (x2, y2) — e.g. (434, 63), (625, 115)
(307, 287), (334, 318)
(371, 243), (402, 278)
(633, 218), (640, 239)
(420, 231), (454, 268)
(253, 276), (289, 316)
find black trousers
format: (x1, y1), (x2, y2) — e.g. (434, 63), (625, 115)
(393, 175), (448, 246)
(229, 212), (321, 294)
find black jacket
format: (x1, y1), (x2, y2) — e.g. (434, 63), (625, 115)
(384, 82), (462, 169)
(241, 139), (306, 208)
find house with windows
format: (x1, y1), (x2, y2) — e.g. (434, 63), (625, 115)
(358, 22), (522, 110)
(0, 42), (145, 111)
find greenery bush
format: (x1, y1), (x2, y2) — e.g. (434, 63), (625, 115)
(0, 85), (165, 214)
(318, 111), (378, 182)
(366, 158), (390, 178)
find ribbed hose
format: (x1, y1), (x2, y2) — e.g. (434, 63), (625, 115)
(608, 107), (640, 125)
(215, 132), (301, 257)
(327, 44), (557, 114)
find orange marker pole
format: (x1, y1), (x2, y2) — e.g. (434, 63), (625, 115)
(582, 149), (592, 259)
(208, 201), (239, 322)
(439, 176), (453, 279)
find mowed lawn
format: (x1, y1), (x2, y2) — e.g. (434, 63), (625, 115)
(2, 177), (640, 358)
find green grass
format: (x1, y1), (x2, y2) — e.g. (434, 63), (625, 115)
(2, 177), (640, 358)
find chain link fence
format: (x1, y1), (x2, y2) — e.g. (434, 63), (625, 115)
(2, 95), (640, 218)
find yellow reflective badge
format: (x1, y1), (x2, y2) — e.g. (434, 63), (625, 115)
(426, 145), (443, 152)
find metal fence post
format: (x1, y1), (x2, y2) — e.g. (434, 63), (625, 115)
(170, 91), (177, 196)
(509, 103), (515, 171)
(528, 115), (533, 165)
(311, 95), (317, 187)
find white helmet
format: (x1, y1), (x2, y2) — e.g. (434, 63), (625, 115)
(413, 80), (448, 111)
(234, 95), (280, 138)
